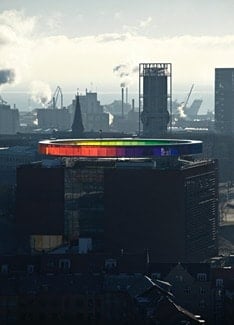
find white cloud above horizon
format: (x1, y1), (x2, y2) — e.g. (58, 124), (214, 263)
(1, 10), (234, 96)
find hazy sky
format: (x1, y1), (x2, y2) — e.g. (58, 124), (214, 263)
(0, 0), (234, 97)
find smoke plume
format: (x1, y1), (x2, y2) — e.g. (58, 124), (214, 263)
(113, 64), (127, 73)
(0, 69), (15, 85)
(30, 80), (52, 107)
(177, 102), (186, 118)
(113, 64), (132, 87)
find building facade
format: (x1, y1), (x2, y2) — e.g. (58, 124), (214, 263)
(215, 68), (234, 133)
(16, 153), (218, 262)
(0, 103), (19, 135)
(69, 92), (109, 132)
(16, 161), (65, 252)
(37, 108), (71, 131)
(103, 159), (218, 262)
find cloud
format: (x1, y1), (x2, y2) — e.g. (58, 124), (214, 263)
(139, 17), (152, 28)
(0, 10), (36, 87)
(0, 10), (36, 39)
(114, 12), (121, 20)
(45, 12), (63, 33)
(123, 16), (153, 35)
(97, 33), (128, 43)
(1, 10), (234, 94)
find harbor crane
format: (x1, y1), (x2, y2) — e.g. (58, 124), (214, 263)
(47, 86), (63, 109)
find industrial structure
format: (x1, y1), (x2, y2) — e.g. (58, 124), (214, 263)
(16, 138), (218, 262)
(139, 63), (172, 137)
(0, 96), (19, 134)
(36, 86), (70, 131)
(215, 68), (234, 133)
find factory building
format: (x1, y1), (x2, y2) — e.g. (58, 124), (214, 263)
(37, 107), (71, 131)
(16, 139), (218, 261)
(215, 68), (234, 133)
(0, 102), (19, 134)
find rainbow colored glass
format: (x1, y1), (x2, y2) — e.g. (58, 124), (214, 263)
(38, 138), (202, 158)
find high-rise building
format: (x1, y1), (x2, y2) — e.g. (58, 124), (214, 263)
(28, 138), (218, 262)
(215, 68), (234, 133)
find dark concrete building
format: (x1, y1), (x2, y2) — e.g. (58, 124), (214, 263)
(16, 161), (64, 252)
(215, 68), (234, 133)
(16, 154), (218, 262)
(104, 159), (218, 262)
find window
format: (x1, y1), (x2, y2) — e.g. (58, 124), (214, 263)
(105, 259), (117, 269)
(197, 273), (207, 282)
(1, 264), (8, 274)
(27, 265), (34, 274)
(199, 287), (206, 295)
(216, 278), (223, 287)
(59, 259), (71, 270)
(175, 275), (183, 282)
(184, 287), (191, 294)
(199, 300), (206, 310)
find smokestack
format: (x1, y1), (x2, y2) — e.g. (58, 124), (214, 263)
(53, 97), (56, 109)
(132, 99), (135, 112)
(121, 87), (124, 118)
(126, 87), (128, 105)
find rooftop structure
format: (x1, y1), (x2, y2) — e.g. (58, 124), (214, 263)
(39, 138), (202, 158)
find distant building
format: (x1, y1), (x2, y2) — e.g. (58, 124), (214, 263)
(109, 100), (139, 134)
(0, 103), (19, 134)
(215, 68), (234, 133)
(139, 63), (171, 137)
(69, 91), (109, 132)
(37, 108), (70, 131)
(71, 95), (84, 137)
(0, 264), (205, 324)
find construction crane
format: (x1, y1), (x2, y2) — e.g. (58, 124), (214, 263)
(183, 84), (194, 112)
(47, 86), (63, 109)
(176, 84), (194, 119)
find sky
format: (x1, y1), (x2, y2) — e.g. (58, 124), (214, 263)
(0, 0), (234, 103)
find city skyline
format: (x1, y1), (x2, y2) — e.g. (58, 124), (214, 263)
(0, 1), (234, 99)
